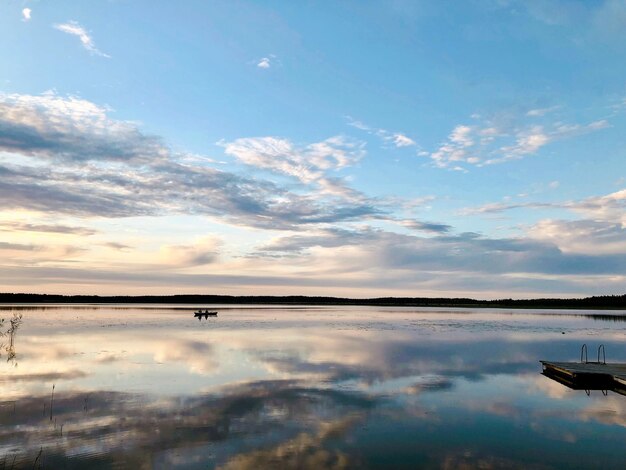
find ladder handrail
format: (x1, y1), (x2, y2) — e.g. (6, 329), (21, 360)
(598, 344), (606, 365)
(581, 343), (588, 363)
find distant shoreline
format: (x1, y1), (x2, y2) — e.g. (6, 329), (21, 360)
(1, 293), (626, 310)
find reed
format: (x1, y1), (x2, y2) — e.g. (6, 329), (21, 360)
(49, 385), (55, 421)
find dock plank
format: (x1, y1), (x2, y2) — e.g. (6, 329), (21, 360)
(540, 361), (626, 380)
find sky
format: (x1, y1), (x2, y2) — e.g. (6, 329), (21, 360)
(1, 0), (626, 298)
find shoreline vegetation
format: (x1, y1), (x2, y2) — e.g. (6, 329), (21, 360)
(1, 293), (626, 310)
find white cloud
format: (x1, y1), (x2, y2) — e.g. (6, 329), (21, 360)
(392, 133), (415, 147)
(22, 8), (32, 22)
(0, 92), (386, 229)
(490, 126), (550, 164)
(528, 219), (626, 255)
(346, 117), (416, 149)
(428, 113), (610, 169)
(53, 21), (110, 58)
(0, 91), (162, 163)
(255, 54), (280, 69)
(566, 188), (626, 224)
(449, 125), (473, 146)
(257, 57), (271, 68)
(221, 135), (365, 196)
(429, 125), (476, 168)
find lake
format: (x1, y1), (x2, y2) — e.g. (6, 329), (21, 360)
(1, 305), (625, 469)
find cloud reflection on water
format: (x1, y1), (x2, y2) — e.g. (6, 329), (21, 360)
(1, 305), (626, 468)
(1, 381), (374, 468)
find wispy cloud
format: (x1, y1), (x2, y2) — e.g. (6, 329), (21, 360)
(460, 188), (626, 223)
(161, 237), (222, 268)
(0, 92), (387, 230)
(458, 201), (556, 216)
(426, 112), (610, 170)
(526, 105), (560, 117)
(253, 226), (626, 280)
(22, 8), (32, 22)
(459, 187), (626, 259)
(5, 220), (626, 297)
(0, 241), (39, 252)
(346, 117), (416, 148)
(0, 239), (86, 263)
(398, 219), (452, 234)
(102, 242), (132, 251)
(53, 21), (110, 58)
(0, 222), (97, 236)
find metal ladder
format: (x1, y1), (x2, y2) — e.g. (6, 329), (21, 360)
(580, 343), (606, 364)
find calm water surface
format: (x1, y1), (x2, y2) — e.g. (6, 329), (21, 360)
(1, 305), (626, 469)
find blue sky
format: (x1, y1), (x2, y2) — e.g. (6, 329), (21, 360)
(1, 0), (626, 297)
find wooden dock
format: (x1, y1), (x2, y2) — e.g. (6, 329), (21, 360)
(540, 360), (626, 395)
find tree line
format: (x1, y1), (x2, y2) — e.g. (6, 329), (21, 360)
(1, 293), (626, 309)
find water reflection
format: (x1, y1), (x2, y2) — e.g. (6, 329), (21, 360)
(542, 368), (626, 397)
(1, 382), (373, 468)
(1, 305), (625, 468)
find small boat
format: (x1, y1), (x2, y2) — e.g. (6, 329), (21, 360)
(194, 310), (218, 320)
